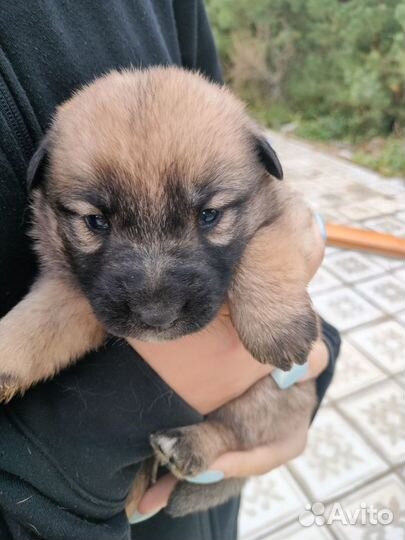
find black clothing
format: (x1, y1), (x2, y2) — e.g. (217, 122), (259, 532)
(0, 2), (340, 539)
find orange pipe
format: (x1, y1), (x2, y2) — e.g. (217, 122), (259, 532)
(326, 223), (405, 259)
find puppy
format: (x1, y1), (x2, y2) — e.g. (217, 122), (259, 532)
(0, 67), (318, 515)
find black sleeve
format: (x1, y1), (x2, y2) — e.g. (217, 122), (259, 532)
(0, 341), (203, 540)
(312, 318), (341, 419)
(173, 0), (224, 83)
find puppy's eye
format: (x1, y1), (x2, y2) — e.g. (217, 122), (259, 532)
(84, 214), (110, 232)
(199, 208), (221, 228)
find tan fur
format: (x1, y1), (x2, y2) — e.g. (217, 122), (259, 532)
(0, 277), (105, 396)
(0, 67), (319, 515)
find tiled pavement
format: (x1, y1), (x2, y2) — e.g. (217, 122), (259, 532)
(238, 132), (405, 540)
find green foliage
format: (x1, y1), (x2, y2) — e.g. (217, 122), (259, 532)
(353, 137), (405, 177)
(206, 0), (405, 176)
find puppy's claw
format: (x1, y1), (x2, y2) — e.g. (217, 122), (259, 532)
(150, 429), (207, 479)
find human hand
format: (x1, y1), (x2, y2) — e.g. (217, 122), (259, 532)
(129, 335), (328, 519)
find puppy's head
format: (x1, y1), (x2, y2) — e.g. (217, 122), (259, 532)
(28, 67), (283, 341)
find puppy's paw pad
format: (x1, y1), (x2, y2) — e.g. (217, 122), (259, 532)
(0, 374), (23, 403)
(150, 429), (206, 479)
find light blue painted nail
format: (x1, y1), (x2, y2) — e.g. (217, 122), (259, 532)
(271, 361), (309, 389)
(129, 508), (160, 524)
(315, 212), (327, 241)
(186, 470), (224, 484)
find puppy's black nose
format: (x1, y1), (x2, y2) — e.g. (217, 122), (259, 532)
(138, 307), (179, 329)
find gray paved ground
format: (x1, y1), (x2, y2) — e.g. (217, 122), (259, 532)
(238, 131), (405, 540)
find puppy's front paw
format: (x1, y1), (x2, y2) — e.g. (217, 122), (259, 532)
(0, 373), (25, 403)
(236, 298), (319, 371)
(150, 427), (209, 479)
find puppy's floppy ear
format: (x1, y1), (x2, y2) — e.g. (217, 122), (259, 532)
(253, 134), (283, 180)
(27, 135), (50, 191)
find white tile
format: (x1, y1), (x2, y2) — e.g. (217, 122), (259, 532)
(396, 210), (405, 223)
(313, 287), (382, 331)
(338, 380), (405, 465)
(392, 266), (405, 284)
(288, 407), (387, 501)
(328, 474), (405, 540)
(323, 252), (383, 283)
(267, 521), (334, 540)
(309, 267), (342, 294)
(370, 198), (404, 214)
(239, 466), (309, 539)
(395, 371), (405, 389)
(327, 340), (386, 400)
(325, 246), (340, 257)
(396, 311), (405, 325)
(371, 178), (405, 195)
(368, 254), (404, 272)
(348, 320), (405, 374)
(355, 275), (405, 314)
(339, 199), (389, 221)
(364, 216), (405, 236)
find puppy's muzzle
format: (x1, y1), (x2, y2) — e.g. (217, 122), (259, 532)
(136, 303), (182, 330)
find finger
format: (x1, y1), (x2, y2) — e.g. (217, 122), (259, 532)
(307, 212), (326, 282)
(209, 426), (309, 479)
(299, 338), (329, 382)
(137, 473), (178, 515)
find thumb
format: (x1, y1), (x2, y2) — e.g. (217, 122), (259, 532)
(137, 473), (178, 515)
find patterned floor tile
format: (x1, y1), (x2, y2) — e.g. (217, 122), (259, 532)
(338, 380), (405, 465)
(396, 311), (405, 325)
(396, 210), (405, 223)
(238, 467), (309, 540)
(309, 267), (342, 294)
(340, 183), (383, 204)
(370, 178), (405, 196)
(368, 254), (404, 272)
(348, 320), (405, 374)
(339, 199), (391, 221)
(266, 521), (334, 540)
(392, 266), (405, 284)
(325, 246), (340, 257)
(355, 275), (405, 314)
(288, 407), (387, 501)
(323, 252), (383, 283)
(394, 371), (405, 389)
(327, 474), (405, 540)
(327, 340), (386, 401)
(312, 287), (382, 331)
(364, 216), (405, 236)
(370, 198), (404, 214)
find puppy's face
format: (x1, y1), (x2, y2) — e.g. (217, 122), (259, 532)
(30, 68), (283, 341)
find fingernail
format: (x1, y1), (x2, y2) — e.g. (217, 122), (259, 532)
(315, 212), (327, 241)
(186, 470), (224, 484)
(129, 508), (161, 524)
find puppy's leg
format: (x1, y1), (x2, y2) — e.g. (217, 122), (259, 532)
(229, 192), (319, 370)
(167, 478), (245, 517)
(0, 274), (105, 401)
(158, 376), (316, 516)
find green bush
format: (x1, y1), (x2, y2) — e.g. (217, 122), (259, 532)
(206, 0), (405, 175)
